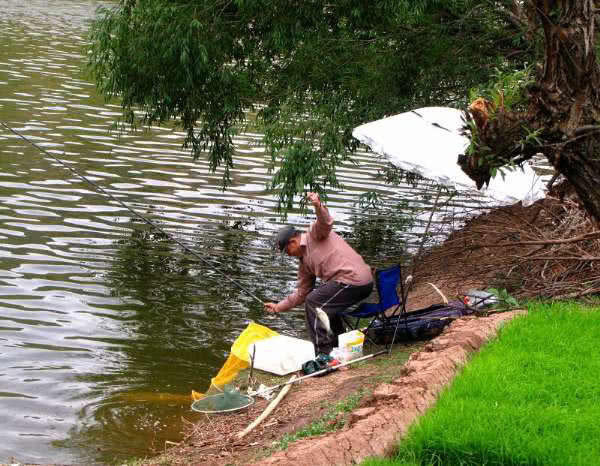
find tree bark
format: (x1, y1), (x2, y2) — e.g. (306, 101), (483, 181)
(550, 142), (600, 220)
(534, 0), (600, 220)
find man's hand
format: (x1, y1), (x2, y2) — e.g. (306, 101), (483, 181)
(306, 192), (321, 208)
(264, 302), (279, 313)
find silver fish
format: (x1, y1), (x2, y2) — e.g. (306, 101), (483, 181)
(315, 307), (332, 334)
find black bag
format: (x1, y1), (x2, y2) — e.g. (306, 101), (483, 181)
(367, 301), (474, 344)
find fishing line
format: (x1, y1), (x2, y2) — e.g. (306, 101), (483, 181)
(0, 119), (265, 305)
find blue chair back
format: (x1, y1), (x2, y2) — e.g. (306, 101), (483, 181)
(376, 265), (402, 310)
(341, 264), (404, 346)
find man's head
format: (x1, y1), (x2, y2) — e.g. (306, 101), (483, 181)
(274, 225), (302, 257)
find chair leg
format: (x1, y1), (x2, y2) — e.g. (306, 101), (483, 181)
(340, 315), (355, 332)
(341, 315), (383, 348)
(376, 305), (403, 349)
(386, 305), (410, 347)
(362, 318), (389, 349)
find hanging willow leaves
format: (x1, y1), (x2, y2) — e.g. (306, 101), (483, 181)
(88, 0), (533, 211)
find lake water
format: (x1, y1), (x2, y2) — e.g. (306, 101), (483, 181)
(0, 1), (497, 463)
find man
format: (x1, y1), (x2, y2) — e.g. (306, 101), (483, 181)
(264, 192), (374, 355)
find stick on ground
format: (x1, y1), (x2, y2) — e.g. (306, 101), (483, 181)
(237, 375), (296, 439)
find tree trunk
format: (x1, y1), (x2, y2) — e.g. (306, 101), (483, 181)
(531, 0), (600, 220)
(552, 143), (600, 220)
(532, 0), (600, 130)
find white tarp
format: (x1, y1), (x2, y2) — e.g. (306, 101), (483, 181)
(353, 107), (546, 206)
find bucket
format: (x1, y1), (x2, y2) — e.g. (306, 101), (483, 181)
(338, 330), (365, 361)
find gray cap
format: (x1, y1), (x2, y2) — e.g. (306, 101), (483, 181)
(274, 225), (298, 252)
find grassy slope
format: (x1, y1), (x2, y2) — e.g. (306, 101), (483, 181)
(363, 301), (600, 466)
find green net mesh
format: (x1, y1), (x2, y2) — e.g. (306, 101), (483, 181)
(191, 385), (254, 414)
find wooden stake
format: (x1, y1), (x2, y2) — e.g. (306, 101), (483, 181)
(236, 375), (296, 439)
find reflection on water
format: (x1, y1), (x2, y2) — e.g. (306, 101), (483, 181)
(0, 1), (495, 463)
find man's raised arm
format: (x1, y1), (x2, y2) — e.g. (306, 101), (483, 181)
(306, 192), (333, 241)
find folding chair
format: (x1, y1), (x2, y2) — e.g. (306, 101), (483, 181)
(340, 264), (406, 347)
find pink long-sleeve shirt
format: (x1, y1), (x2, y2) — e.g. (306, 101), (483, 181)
(275, 203), (373, 312)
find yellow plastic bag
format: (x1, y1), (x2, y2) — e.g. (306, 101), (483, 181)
(192, 322), (279, 399)
(209, 353), (250, 389)
(230, 322), (279, 362)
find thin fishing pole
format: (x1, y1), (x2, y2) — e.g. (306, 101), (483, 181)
(248, 350), (387, 397)
(0, 120), (265, 305)
(388, 186), (452, 352)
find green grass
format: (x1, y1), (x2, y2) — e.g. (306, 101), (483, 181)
(274, 389), (365, 450)
(363, 301), (600, 466)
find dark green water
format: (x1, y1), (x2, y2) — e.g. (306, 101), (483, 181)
(0, 1), (492, 463)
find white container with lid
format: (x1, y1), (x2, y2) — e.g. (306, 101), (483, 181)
(338, 330), (365, 361)
(248, 335), (315, 376)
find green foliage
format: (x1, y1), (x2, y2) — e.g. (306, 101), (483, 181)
(468, 66), (535, 113)
(487, 287), (519, 309)
(344, 209), (413, 263)
(363, 301), (600, 466)
(88, 0), (534, 211)
(376, 165), (425, 190)
(358, 191), (382, 210)
(464, 66), (539, 182)
(520, 125), (543, 150)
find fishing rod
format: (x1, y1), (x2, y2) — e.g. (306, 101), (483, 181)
(387, 185), (454, 351)
(0, 120), (265, 305)
(248, 349), (387, 397)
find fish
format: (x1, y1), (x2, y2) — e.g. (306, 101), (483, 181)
(315, 307), (332, 334)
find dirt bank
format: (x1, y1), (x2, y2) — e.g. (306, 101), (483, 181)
(408, 191), (599, 305)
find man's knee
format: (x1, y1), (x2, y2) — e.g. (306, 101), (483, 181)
(305, 290), (320, 310)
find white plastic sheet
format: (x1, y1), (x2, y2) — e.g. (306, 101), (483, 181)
(353, 107), (546, 206)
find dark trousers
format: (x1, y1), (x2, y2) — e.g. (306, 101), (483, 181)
(305, 281), (374, 355)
